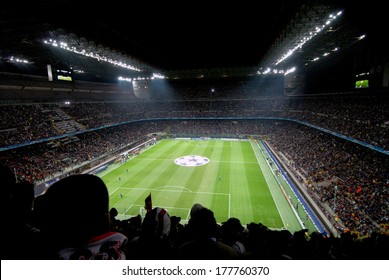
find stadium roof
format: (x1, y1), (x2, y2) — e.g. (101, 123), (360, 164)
(0, 0), (387, 80)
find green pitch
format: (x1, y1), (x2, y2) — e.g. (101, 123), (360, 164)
(100, 138), (303, 231)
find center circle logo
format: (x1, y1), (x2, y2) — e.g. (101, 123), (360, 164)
(174, 155), (210, 167)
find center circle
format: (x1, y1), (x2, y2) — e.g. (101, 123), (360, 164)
(174, 155), (210, 167)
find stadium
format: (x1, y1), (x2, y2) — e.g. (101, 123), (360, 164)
(1, 0), (388, 261)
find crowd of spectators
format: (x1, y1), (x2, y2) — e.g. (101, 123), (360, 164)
(262, 122), (388, 236)
(1, 92), (387, 149)
(2, 165), (387, 260)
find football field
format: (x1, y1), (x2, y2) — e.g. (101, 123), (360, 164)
(100, 138), (305, 232)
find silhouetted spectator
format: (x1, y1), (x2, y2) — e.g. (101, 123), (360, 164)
(0, 164), (16, 217)
(169, 215), (185, 250)
(33, 174), (128, 259)
(178, 206), (238, 259)
(109, 207), (120, 231)
(1, 166), (42, 259)
(126, 207), (173, 259)
(220, 217), (247, 255)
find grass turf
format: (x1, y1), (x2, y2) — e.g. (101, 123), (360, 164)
(100, 138), (302, 230)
